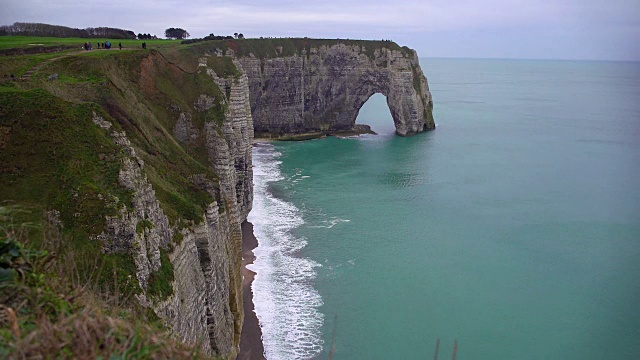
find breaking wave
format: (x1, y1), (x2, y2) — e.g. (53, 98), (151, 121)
(247, 143), (324, 359)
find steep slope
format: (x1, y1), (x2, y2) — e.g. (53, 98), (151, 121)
(0, 49), (252, 358)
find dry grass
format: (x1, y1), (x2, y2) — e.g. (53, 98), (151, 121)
(8, 309), (205, 360)
(0, 207), (214, 359)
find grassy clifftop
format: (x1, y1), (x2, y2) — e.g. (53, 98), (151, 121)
(183, 37), (414, 59)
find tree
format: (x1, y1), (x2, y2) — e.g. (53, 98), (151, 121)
(0, 22), (135, 39)
(165, 28), (190, 40)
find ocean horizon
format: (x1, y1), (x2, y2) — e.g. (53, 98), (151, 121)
(247, 57), (640, 359)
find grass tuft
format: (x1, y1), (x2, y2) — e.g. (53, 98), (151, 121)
(146, 249), (174, 301)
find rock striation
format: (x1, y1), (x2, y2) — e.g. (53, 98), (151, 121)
(89, 52), (254, 358)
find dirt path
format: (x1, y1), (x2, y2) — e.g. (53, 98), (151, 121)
(20, 49), (130, 80)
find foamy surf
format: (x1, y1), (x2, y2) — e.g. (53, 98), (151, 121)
(308, 217), (351, 229)
(247, 143), (324, 360)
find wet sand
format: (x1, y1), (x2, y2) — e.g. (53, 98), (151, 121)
(238, 221), (266, 360)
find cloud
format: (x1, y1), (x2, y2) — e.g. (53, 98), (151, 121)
(1, 0), (638, 59)
(0, 0), (578, 35)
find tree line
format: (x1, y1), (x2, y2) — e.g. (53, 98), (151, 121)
(0, 22), (137, 39)
(180, 32), (245, 45)
(137, 33), (158, 40)
(0, 22), (247, 42)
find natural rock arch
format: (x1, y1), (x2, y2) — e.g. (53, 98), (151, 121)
(237, 43), (435, 137)
(354, 93), (396, 132)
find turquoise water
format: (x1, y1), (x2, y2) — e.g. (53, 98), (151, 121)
(248, 59), (640, 359)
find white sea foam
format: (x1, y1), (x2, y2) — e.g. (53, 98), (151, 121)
(288, 170), (311, 185)
(308, 217), (351, 229)
(247, 143), (324, 360)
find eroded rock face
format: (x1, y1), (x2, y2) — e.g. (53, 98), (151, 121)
(173, 112), (199, 144)
(201, 57), (254, 351)
(237, 43), (435, 137)
(93, 114), (171, 293)
(92, 53), (253, 357)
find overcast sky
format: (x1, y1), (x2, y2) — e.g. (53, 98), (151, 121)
(2, 0), (638, 60)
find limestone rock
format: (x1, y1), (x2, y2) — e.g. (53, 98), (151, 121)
(236, 43), (435, 137)
(173, 112), (199, 144)
(91, 72), (254, 356)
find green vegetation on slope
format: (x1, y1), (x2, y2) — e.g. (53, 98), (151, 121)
(25, 49), (222, 224)
(0, 88), (147, 301)
(0, 88), (132, 240)
(147, 249), (174, 300)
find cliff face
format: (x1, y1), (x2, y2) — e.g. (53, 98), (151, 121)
(228, 41), (435, 137)
(92, 53), (253, 357)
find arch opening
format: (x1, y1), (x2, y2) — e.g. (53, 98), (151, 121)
(355, 93), (396, 135)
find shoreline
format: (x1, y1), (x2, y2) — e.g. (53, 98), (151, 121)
(253, 124), (376, 143)
(239, 221), (267, 360)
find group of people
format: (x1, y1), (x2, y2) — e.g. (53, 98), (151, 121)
(83, 41), (124, 51)
(98, 41), (112, 49)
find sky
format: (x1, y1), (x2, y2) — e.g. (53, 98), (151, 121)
(1, 0), (639, 60)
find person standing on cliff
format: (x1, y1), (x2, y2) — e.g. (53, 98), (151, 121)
(119, 42), (122, 50)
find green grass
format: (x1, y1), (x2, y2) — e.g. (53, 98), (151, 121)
(0, 88), (142, 299)
(27, 49), (221, 224)
(0, 88), (132, 238)
(136, 220), (155, 235)
(0, 35), (89, 49)
(147, 249), (174, 300)
(0, 79), (215, 299)
(1, 35), (411, 60)
(0, 36), (181, 50)
(99, 252), (143, 298)
(0, 52), (70, 78)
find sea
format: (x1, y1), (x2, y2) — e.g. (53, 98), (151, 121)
(246, 58), (640, 359)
